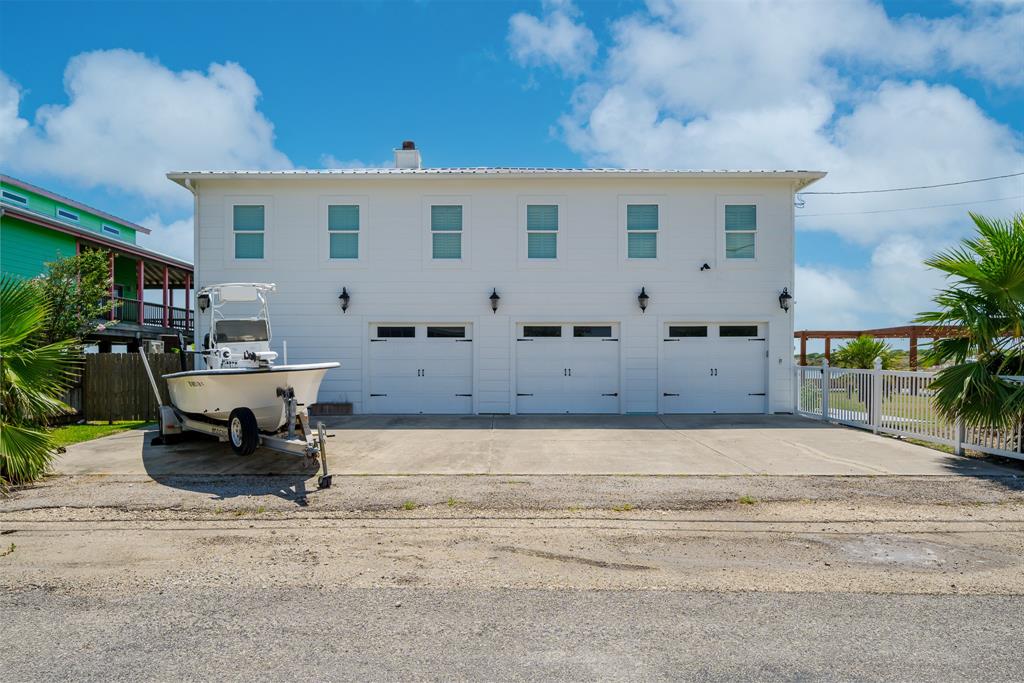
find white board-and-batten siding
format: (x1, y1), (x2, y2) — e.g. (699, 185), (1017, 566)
(191, 176), (800, 414)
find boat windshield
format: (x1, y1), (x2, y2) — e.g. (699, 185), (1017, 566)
(215, 319), (269, 343)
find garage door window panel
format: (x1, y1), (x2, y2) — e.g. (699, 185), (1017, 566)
(427, 326), (466, 338)
(720, 325), (759, 337)
(668, 325), (708, 338)
(523, 325), (561, 337)
(725, 204), (756, 260)
(573, 326), (613, 338)
(377, 326), (416, 338)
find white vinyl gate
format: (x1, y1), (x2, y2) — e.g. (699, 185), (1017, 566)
(795, 361), (1024, 461)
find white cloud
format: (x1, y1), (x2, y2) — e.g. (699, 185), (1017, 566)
(138, 214), (194, 263)
(0, 72), (28, 150)
(319, 153), (391, 169)
(0, 50), (290, 203)
(796, 236), (950, 330)
(508, 0), (598, 77)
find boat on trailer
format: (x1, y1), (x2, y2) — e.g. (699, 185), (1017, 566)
(140, 283), (340, 487)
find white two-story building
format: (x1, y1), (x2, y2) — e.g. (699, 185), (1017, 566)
(169, 143), (824, 416)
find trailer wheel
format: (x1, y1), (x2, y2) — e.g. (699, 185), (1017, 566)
(228, 408), (259, 456)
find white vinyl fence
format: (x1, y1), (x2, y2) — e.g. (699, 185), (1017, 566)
(795, 360), (1024, 462)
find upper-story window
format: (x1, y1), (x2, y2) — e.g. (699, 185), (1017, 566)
(57, 207), (80, 223)
(102, 224), (121, 237)
(328, 204), (359, 259)
(431, 204), (462, 259)
(626, 204), (658, 258)
(526, 204), (558, 259)
(724, 204), (756, 259)
(233, 204), (265, 259)
(1, 190), (28, 206)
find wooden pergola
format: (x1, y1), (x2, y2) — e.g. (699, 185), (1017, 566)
(795, 325), (964, 369)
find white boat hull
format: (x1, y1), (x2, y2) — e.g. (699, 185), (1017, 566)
(163, 363), (338, 432)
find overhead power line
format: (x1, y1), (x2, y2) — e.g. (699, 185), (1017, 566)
(799, 171), (1024, 195)
(795, 194), (1024, 218)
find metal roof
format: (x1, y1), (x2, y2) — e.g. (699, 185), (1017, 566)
(1, 174), (152, 234)
(168, 167), (827, 191)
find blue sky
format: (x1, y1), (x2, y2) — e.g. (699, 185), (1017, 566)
(1, 0), (1022, 340)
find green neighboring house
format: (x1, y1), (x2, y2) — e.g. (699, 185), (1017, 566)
(0, 174), (194, 350)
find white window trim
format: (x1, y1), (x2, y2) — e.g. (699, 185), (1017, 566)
(717, 195), (762, 266)
(318, 195), (368, 267)
(422, 195), (471, 268)
(1, 190), (28, 206)
(101, 223), (121, 236)
(57, 207), (80, 223)
(517, 195), (566, 267)
(224, 195), (273, 267)
(618, 195), (665, 265)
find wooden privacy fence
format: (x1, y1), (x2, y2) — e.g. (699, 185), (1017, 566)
(83, 353), (193, 422)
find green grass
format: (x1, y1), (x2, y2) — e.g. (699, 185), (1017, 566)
(48, 421), (152, 447)
(738, 495), (758, 505)
(611, 503), (636, 512)
(401, 501), (417, 511)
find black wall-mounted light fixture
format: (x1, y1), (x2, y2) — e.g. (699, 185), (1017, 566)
(700, 263), (711, 271)
(638, 286), (650, 313)
(778, 287), (792, 312)
(338, 286), (351, 313)
(489, 288), (501, 314)
(197, 293), (210, 312)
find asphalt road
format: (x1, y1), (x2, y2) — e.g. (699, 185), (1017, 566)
(3, 587), (1022, 682)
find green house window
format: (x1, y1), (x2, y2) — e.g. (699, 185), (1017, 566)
(233, 205), (265, 259)
(328, 204), (359, 259)
(627, 204), (658, 259)
(724, 204), (756, 259)
(431, 205), (462, 259)
(527, 204), (557, 259)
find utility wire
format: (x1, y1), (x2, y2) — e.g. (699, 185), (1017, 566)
(799, 171), (1024, 195)
(796, 194), (1024, 218)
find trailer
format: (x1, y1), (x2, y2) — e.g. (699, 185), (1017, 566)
(139, 349), (333, 489)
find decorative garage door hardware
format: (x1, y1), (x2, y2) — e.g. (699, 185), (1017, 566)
(709, 368), (719, 376)
(455, 393), (473, 397)
(663, 392), (680, 396)
(516, 338), (533, 341)
(563, 368), (573, 376)
(748, 393), (766, 396)
(370, 338), (386, 342)
(750, 337), (766, 341)
(602, 338), (619, 342)
(602, 392), (619, 397)
(370, 393), (387, 397)
(456, 339), (473, 342)
(517, 393), (533, 397)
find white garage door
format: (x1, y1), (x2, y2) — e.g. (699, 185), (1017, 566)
(516, 323), (620, 414)
(367, 324), (473, 414)
(660, 323), (767, 414)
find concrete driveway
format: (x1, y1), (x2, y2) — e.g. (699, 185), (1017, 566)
(56, 414), (1020, 477)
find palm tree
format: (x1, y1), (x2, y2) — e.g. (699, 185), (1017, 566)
(916, 212), (1024, 429)
(831, 335), (897, 369)
(0, 276), (80, 489)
